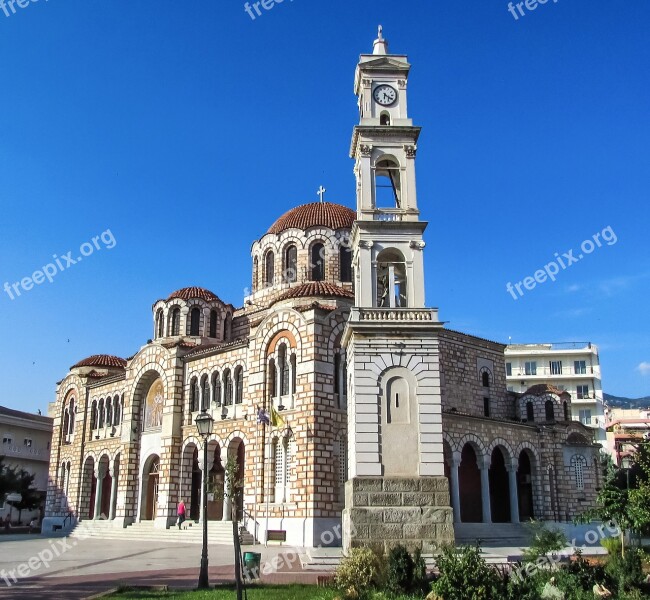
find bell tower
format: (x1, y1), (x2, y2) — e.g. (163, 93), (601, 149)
(351, 26), (427, 310)
(342, 28), (454, 554)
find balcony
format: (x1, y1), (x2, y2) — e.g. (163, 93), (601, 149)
(507, 366), (597, 377)
(350, 307), (440, 323)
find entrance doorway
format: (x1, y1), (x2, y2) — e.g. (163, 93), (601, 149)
(143, 455), (160, 521)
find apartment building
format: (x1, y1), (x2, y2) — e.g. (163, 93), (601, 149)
(505, 343), (606, 443)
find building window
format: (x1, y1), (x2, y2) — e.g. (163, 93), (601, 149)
(336, 434), (347, 502)
(284, 245), (298, 283)
(563, 401), (570, 421)
(545, 400), (555, 421)
(209, 310), (218, 338)
(374, 157), (402, 208)
(190, 378), (199, 413)
(376, 248), (407, 308)
(201, 375), (210, 411)
(574, 360), (587, 375)
(577, 385), (589, 399)
(273, 438), (284, 503)
(526, 401), (534, 422)
(481, 371), (490, 387)
(2, 435), (12, 445)
(264, 251), (275, 287)
(212, 372), (221, 406)
(340, 246), (352, 283)
(171, 307), (181, 336)
(223, 314), (232, 341)
(189, 308), (201, 336)
(579, 409), (592, 425)
(279, 345), (289, 396)
(310, 243), (325, 282)
(506, 362), (512, 376)
(224, 370), (233, 406)
(253, 256), (259, 292)
(572, 455), (587, 490)
(156, 310), (164, 339)
(23, 438), (32, 447)
(483, 398), (490, 417)
(235, 367), (244, 405)
(525, 361), (537, 376)
(550, 360), (563, 375)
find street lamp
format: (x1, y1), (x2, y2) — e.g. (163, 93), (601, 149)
(195, 409), (214, 590)
(621, 455), (632, 491)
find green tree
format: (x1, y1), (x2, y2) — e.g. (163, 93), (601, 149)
(7, 469), (42, 524)
(0, 457), (18, 505)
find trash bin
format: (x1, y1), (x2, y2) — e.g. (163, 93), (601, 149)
(243, 552), (262, 580)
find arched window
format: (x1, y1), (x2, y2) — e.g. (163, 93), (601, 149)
(279, 345), (289, 396)
(374, 157), (402, 208)
(563, 401), (569, 421)
(380, 111), (391, 126)
(376, 248), (407, 308)
(334, 353), (341, 395)
(106, 400), (113, 427)
(223, 314), (232, 341)
(113, 395), (121, 425)
(339, 246), (352, 283)
(190, 307), (201, 336)
(62, 409), (70, 441)
(209, 310), (218, 338)
(265, 251), (275, 288)
(235, 367), (244, 405)
(156, 309), (164, 339)
(201, 375), (210, 411)
(190, 378), (200, 413)
(545, 400), (555, 422)
(571, 455), (587, 490)
(144, 378), (164, 429)
(98, 399), (105, 428)
(290, 353), (297, 395)
(253, 256), (259, 292)
(68, 399), (75, 435)
(171, 307), (181, 336)
(284, 245), (298, 283)
(310, 243), (325, 281)
(212, 372), (221, 406)
(91, 401), (97, 430)
(268, 358), (276, 399)
(526, 401), (534, 422)
(482, 371), (490, 387)
(224, 370), (233, 406)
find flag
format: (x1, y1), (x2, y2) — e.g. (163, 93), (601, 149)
(270, 406), (285, 428)
(256, 407), (270, 425)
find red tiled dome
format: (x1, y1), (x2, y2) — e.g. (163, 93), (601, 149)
(167, 287), (220, 302)
(524, 384), (570, 397)
(275, 282), (354, 303)
(71, 355), (127, 369)
(267, 202), (355, 235)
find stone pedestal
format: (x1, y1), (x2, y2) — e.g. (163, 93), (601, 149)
(342, 476), (454, 554)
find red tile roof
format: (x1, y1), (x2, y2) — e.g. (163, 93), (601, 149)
(167, 287), (220, 302)
(275, 282), (354, 303)
(267, 202), (355, 235)
(71, 355), (127, 369)
(524, 383), (570, 398)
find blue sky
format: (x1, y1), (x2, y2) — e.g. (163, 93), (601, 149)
(0, 0), (648, 414)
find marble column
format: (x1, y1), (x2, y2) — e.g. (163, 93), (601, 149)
(108, 465), (118, 520)
(198, 444), (214, 523)
(222, 468), (232, 522)
(479, 458), (492, 524)
(94, 467), (106, 520)
(507, 463), (520, 524)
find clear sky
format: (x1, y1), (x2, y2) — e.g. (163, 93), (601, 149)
(0, 0), (648, 414)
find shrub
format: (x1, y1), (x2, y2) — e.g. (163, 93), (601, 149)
(385, 545), (414, 596)
(335, 547), (383, 599)
(412, 547), (429, 596)
(522, 521), (567, 563)
(606, 547), (644, 593)
(431, 544), (501, 600)
(562, 550), (608, 591)
(601, 536), (622, 556)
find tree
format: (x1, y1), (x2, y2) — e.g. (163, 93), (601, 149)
(0, 457), (18, 505)
(7, 469), (42, 524)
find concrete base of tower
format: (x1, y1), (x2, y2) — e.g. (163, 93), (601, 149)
(342, 477), (455, 554)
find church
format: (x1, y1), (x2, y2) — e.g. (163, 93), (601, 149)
(44, 29), (600, 551)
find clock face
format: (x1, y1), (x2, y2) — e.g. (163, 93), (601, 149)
(373, 84), (397, 106)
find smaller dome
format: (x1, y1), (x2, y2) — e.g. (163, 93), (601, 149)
(167, 287), (220, 303)
(267, 202), (355, 235)
(275, 282), (354, 303)
(524, 383), (569, 398)
(71, 355), (127, 369)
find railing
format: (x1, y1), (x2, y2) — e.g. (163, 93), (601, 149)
(508, 366), (597, 377)
(507, 342), (594, 351)
(351, 307), (440, 322)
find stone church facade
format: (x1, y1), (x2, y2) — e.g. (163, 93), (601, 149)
(43, 30), (600, 550)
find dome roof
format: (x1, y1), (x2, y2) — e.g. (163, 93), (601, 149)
(71, 355), (127, 369)
(524, 383), (570, 398)
(275, 282), (354, 303)
(267, 202), (355, 235)
(167, 287), (220, 303)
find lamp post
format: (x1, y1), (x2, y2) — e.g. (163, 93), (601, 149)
(195, 409), (214, 590)
(621, 455), (632, 491)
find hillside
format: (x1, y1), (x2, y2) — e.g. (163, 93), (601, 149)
(605, 393), (650, 409)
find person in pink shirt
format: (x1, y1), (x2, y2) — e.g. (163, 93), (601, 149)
(177, 499), (186, 530)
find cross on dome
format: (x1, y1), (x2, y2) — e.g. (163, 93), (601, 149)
(317, 185), (326, 203)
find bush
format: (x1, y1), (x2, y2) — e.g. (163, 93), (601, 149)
(431, 544), (501, 600)
(412, 547), (429, 596)
(601, 536), (622, 556)
(335, 547), (384, 599)
(606, 548), (644, 593)
(522, 521), (567, 563)
(562, 550), (609, 591)
(385, 545), (414, 596)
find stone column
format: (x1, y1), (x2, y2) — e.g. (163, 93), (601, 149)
(479, 458), (492, 524)
(507, 464), (520, 524)
(198, 443), (214, 523)
(222, 468), (232, 522)
(108, 465), (118, 520)
(94, 467), (106, 520)
(449, 455), (461, 524)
